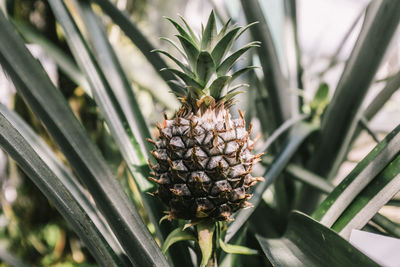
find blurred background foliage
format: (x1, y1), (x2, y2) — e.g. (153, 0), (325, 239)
(0, 0), (399, 266)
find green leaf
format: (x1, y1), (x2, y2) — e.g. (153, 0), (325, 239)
(371, 213), (400, 238)
(219, 239), (258, 255)
(201, 10), (217, 50)
(12, 19), (90, 94)
(166, 17), (197, 48)
(0, 9), (167, 267)
(256, 211), (379, 267)
(187, 86), (205, 99)
(154, 49), (193, 75)
(306, 0), (400, 185)
(240, 0), (291, 126)
(216, 42), (260, 75)
(209, 76), (231, 99)
(162, 228), (197, 254)
(211, 27), (241, 66)
(160, 37), (187, 59)
(285, 163), (334, 194)
(352, 70), (400, 142)
(0, 109), (121, 267)
(217, 18), (232, 40)
(164, 68), (203, 89)
(235, 21), (259, 40)
(230, 66), (258, 82)
(71, 7), (172, 244)
(73, 0), (154, 178)
(178, 14), (199, 43)
(198, 222), (216, 267)
(90, 0), (180, 93)
(225, 122), (318, 243)
(176, 34), (200, 70)
(313, 123), (400, 227)
(0, 104), (128, 264)
(330, 153), (400, 239)
(224, 91), (244, 102)
(227, 84), (249, 94)
(196, 51), (214, 86)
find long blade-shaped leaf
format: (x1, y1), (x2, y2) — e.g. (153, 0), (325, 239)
(225, 122), (317, 242)
(211, 27), (241, 66)
(0, 10), (167, 267)
(71, 0), (168, 236)
(256, 212), (378, 267)
(0, 110), (120, 267)
(72, 3), (194, 266)
(12, 19), (90, 94)
(352, 70), (400, 142)
(201, 11), (217, 50)
(90, 0), (180, 93)
(0, 104), (128, 264)
(75, 0), (152, 158)
(240, 0), (291, 127)
(308, 0), (400, 179)
(332, 154), (400, 239)
(313, 124), (400, 227)
(300, 0), (400, 214)
(216, 42), (260, 75)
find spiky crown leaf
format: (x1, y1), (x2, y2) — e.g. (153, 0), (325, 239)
(155, 11), (259, 112)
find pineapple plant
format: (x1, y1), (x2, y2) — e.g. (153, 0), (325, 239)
(148, 11), (263, 223)
(2, 0), (399, 266)
(147, 11), (263, 265)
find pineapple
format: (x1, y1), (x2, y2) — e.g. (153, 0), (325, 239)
(148, 11), (263, 222)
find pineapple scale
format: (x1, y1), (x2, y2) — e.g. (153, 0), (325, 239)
(149, 108), (263, 221)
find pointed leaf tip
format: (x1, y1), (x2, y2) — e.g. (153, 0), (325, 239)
(201, 10), (217, 50)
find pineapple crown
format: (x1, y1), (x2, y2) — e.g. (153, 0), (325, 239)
(154, 11), (260, 113)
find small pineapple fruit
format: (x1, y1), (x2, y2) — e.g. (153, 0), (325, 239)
(148, 11), (263, 222)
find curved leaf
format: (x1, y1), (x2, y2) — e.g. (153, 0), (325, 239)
(164, 68), (203, 89)
(176, 34), (199, 70)
(166, 17), (197, 48)
(216, 41), (260, 75)
(90, 0), (180, 93)
(0, 10), (167, 267)
(256, 211), (379, 267)
(0, 110), (120, 267)
(240, 0), (291, 126)
(307, 0), (400, 184)
(331, 154), (400, 239)
(154, 49), (193, 75)
(218, 239), (258, 255)
(211, 27), (241, 66)
(313, 124), (400, 226)
(12, 20), (90, 94)
(0, 104), (127, 264)
(162, 228), (197, 254)
(71, 1), (171, 247)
